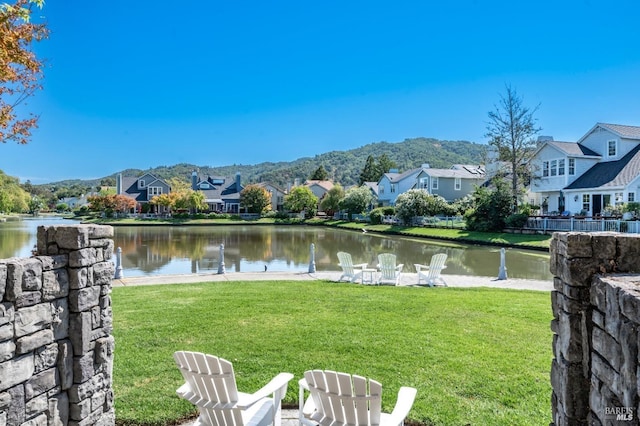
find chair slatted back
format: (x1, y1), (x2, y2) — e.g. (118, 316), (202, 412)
(337, 252), (356, 275)
(377, 253), (398, 280)
(427, 254), (447, 281)
(304, 370), (382, 426)
(174, 351), (243, 426)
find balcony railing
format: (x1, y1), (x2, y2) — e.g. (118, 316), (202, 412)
(524, 216), (640, 234)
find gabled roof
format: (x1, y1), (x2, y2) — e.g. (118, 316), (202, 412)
(383, 167), (420, 183)
(362, 182), (379, 196)
(305, 180), (334, 191)
(120, 174), (169, 202)
(578, 122), (640, 144)
(255, 182), (287, 194)
(565, 144), (640, 190)
(193, 174), (242, 202)
(546, 141), (600, 157)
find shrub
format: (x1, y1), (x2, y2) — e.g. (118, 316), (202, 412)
(505, 213), (529, 228)
(369, 207), (392, 224)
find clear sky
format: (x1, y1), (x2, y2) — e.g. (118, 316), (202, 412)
(2, 0), (640, 184)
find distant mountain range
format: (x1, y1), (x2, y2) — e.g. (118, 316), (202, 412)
(42, 137), (487, 189)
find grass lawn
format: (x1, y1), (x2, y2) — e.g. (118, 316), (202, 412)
(321, 220), (552, 250)
(112, 280), (553, 426)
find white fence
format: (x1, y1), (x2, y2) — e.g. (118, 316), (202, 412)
(525, 217), (640, 234)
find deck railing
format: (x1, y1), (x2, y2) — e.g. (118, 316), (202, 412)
(525, 217), (640, 233)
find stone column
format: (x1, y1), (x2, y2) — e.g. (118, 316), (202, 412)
(0, 224), (115, 426)
(549, 232), (640, 425)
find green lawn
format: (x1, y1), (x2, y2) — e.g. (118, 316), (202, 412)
(320, 220), (551, 249)
(112, 281), (553, 426)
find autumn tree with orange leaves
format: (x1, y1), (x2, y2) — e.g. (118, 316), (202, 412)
(0, 0), (48, 144)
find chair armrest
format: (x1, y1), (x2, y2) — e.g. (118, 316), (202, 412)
(414, 264), (429, 271)
(387, 386), (417, 426)
(237, 372), (294, 409)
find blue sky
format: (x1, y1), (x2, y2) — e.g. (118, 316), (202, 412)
(2, 0), (640, 184)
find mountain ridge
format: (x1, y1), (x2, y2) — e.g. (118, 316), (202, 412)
(40, 137), (486, 189)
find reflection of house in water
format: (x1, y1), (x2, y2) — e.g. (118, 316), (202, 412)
(120, 244), (173, 274)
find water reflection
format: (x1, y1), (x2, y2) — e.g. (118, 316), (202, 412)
(0, 219), (552, 280)
(112, 225), (551, 280)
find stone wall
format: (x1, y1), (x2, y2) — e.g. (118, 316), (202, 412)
(0, 224), (115, 426)
(550, 232), (640, 425)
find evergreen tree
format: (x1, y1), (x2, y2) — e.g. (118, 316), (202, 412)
(375, 154), (397, 178)
(359, 155), (377, 184)
(310, 165), (329, 181)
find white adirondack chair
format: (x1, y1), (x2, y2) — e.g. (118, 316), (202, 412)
(414, 253), (448, 287)
(298, 370), (417, 426)
(173, 351), (293, 426)
(337, 251), (367, 282)
(376, 253), (404, 285)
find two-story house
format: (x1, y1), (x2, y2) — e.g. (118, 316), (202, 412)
(377, 168), (422, 206)
(305, 180), (334, 200)
(254, 182), (287, 212)
(529, 123), (640, 216)
(191, 172), (243, 213)
(116, 173), (171, 214)
(414, 164), (486, 202)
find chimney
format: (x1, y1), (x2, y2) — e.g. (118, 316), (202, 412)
(116, 173), (122, 194)
(537, 136), (554, 146)
(191, 171), (198, 190)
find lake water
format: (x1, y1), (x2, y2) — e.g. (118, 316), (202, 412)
(0, 217), (552, 280)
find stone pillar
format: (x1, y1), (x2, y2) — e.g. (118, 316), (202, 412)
(0, 224), (115, 426)
(549, 232), (640, 425)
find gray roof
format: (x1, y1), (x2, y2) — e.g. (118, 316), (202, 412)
(599, 123), (640, 140)
(421, 165), (485, 179)
(578, 123), (640, 144)
(547, 141), (600, 157)
(565, 144), (640, 190)
(383, 168), (420, 183)
(194, 175), (242, 202)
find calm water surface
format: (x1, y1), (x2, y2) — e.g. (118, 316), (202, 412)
(0, 218), (552, 280)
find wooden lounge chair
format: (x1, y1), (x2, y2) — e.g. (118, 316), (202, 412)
(173, 351), (293, 426)
(376, 253), (403, 285)
(414, 253), (448, 287)
(299, 369), (417, 426)
(337, 251), (368, 282)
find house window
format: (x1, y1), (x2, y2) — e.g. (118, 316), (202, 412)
(542, 161), (549, 177)
(148, 187), (163, 196)
(454, 178), (461, 190)
(558, 159), (565, 176)
(568, 159), (575, 175)
(550, 160), (557, 177)
(582, 194), (590, 212)
(608, 140), (617, 157)
(432, 177), (439, 190)
(629, 192), (636, 202)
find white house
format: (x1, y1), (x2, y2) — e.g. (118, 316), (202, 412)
(529, 123), (640, 216)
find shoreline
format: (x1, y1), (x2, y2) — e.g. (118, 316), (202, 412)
(112, 270), (553, 292)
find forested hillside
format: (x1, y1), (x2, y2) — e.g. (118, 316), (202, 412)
(39, 137), (486, 190)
